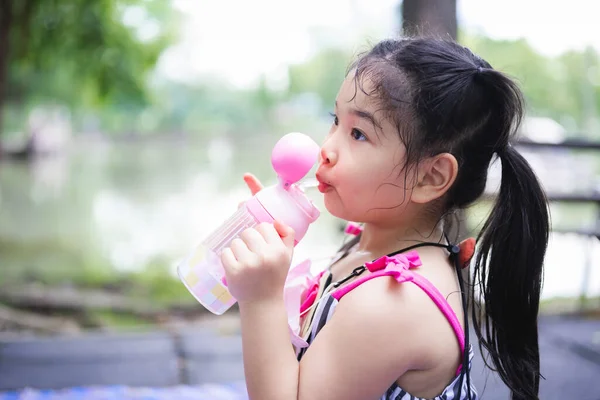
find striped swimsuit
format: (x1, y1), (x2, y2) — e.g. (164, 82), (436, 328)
(295, 249), (478, 400)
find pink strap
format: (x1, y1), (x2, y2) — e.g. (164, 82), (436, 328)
(331, 251), (465, 374)
(408, 273), (466, 375)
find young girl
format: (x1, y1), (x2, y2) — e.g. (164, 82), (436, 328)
(220, 37), (549, 400)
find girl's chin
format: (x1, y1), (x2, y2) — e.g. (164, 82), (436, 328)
(323, 195), (355, 222)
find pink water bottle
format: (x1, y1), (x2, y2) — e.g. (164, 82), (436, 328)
(178, 132), (321, 315)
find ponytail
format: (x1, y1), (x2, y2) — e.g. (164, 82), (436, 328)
(471, 145), (549, 399)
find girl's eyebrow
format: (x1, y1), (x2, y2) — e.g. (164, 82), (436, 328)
(335, 101), (382, 130)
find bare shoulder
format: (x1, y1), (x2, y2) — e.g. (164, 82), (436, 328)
(334, 266), (463, 369)
(296, 256), (463, 399)
(296, 275), (427, 399)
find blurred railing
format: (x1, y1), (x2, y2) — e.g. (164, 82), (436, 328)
(515, 138), (600, 312)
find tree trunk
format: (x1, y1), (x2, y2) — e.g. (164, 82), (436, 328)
(0, 0), (12, 141)
(402, 0), (457, 40)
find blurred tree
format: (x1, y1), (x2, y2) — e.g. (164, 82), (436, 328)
(287, 47), (352, 109)
(464, 34), (600, 135)
(0, 0), (176, 138)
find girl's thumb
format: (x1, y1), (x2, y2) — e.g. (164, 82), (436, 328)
(274, 220), (295, 248)
(243, 173), (263, 195)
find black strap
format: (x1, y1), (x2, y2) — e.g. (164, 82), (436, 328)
(388, 241), (459, 257)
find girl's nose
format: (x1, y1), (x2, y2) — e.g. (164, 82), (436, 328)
(320, 147), (337, 166)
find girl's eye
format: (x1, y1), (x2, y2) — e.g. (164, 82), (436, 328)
(351, 129), (367, 141)
(329, 112), (367, 142)
(329, 112), (339, 126)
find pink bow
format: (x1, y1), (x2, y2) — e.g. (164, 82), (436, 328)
(365, 252), (422, 273)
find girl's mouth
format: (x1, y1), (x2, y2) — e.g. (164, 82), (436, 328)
(318, 182), (331, 193)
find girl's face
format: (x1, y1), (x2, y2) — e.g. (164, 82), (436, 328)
(316, 75), (417, 226)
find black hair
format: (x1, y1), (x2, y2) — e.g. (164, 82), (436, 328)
(346, 37), (550, 399)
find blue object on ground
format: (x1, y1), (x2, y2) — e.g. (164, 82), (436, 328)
(0, 383), (248, 400)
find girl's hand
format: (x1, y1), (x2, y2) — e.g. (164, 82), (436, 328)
(221, 220), (295, 304)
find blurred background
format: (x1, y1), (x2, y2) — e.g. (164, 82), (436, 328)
(0, 0), (599, 398)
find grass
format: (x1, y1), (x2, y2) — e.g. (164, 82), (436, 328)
(540, 295), (600, 315)
(87, 310), (155, 330)
(0, 236), (196, 315)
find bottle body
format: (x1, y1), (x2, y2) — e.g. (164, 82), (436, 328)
(177, 204), (259, 315)
(178, 184), (320, 315)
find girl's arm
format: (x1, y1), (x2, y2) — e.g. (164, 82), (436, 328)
(238, 277), (422, 400)
(238, 299), (299, 399)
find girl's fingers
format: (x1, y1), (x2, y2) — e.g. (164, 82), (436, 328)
(243, 173), (264, 195)
(240, 228), (267, 253)
(274, 220), (295, 248)
(256, 222), (283, 245)
(221, 247), (238, 271)
(238, 173), (264, 209)
(230, 238), (253, 261)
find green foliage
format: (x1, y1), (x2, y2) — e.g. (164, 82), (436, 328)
(462, 33), (600, 134)
(5, 0), (176, 110)
(130, 258), (194, 305)
(6, 3), (599, 139)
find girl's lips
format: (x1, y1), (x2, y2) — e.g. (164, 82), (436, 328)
(318, 182), (331, 193)
(315, 171), (333, 193)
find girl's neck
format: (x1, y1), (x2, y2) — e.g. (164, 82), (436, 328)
(357, 220), (445, 259)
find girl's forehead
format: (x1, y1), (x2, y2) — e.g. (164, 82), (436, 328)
(337, 75), (375, 109)
(337, 75), (399, 141)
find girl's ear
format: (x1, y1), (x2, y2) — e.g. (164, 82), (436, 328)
(411, 153), (458, 204)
